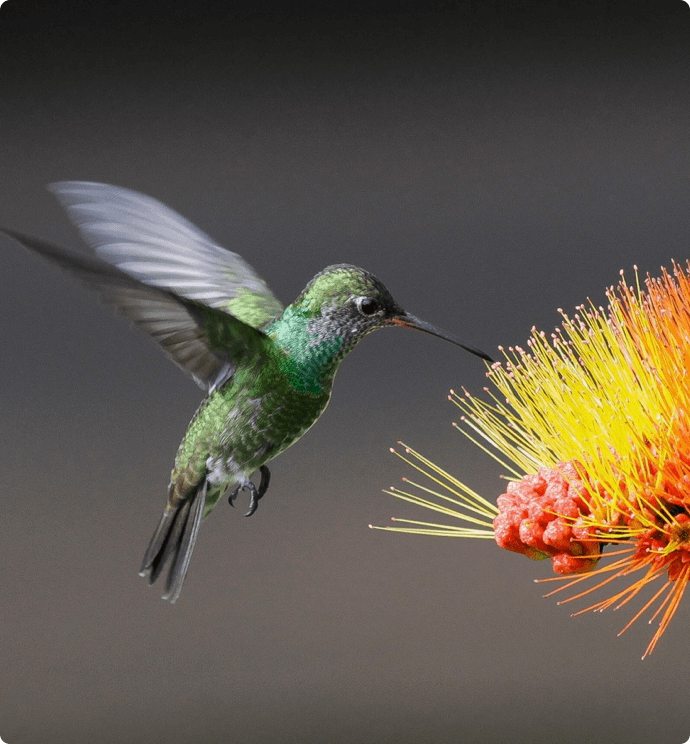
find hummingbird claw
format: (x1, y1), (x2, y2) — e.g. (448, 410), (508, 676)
(227, 465), (271, 515)
(227, 486), (240, 507)
(244, 490), (259, 517)
(244, 465), (271, 517)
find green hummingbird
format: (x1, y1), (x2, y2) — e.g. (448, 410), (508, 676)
(3, 182), (491, 602)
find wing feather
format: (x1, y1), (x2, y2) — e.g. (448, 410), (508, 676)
(2, 229), (266, 391)
(49, 181), (284, 329)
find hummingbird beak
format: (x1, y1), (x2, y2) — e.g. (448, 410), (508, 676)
(387, 313), (494, 363)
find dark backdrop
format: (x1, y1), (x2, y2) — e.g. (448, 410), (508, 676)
(1, 2), (690, 742)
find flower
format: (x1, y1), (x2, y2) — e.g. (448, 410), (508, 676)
(372, 263), (690, 658)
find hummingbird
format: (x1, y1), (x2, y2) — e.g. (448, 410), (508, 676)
(3, 182), (491, 602)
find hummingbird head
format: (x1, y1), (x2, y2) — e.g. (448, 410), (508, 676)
(285, 264), (492, 363)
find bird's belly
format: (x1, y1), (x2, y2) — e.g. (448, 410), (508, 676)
(171, 382), (330, 507)
(218, 385), (330, 470)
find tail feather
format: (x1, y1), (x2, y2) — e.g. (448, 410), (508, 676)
(139, 480), (208, 603)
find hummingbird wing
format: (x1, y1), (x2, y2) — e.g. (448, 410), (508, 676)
(2, 229), (269, 392)
(49, 181), (284, 330)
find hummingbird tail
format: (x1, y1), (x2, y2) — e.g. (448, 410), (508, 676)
(138, 480), (208, 603)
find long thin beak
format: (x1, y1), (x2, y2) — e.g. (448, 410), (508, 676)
(388, 313), (494, 363)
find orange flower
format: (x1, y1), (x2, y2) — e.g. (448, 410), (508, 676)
(373, 264), (690, 658)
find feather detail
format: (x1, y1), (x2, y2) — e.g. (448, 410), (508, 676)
(49, 181), (284, 329)
(1, 229), (269, 391)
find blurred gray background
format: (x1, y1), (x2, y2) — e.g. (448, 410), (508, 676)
(1, 1), (690, 742)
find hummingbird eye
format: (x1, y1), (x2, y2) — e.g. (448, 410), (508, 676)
(357, 297), (380, 316)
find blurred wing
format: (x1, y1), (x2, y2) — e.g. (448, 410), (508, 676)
(49, 181), (284, 330)
(2, 229), (269, 392)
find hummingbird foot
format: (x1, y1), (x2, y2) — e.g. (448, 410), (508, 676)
(227, 465), (271, 517)
(227, 486), (240, 508)
(244, 465), (271, 517)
